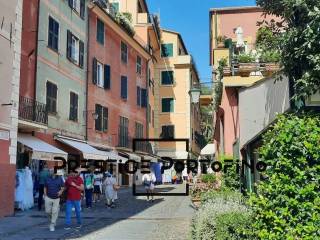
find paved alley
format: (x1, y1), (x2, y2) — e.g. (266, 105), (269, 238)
(0, 184), (195, 240)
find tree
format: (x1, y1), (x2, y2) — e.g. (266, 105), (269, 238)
(256, 0), (320, 106)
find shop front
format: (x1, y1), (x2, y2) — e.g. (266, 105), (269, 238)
(16, 134), (68, 211)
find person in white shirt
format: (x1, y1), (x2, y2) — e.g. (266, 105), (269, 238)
(103, 173), (118, 208)
(142, 171), (156, 202)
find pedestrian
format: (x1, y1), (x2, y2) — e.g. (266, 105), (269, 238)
(38, 163), (50, 211)
(64, 169), (84, 230)
(93, 171), (103, 203)
(44, 169), (64, 232)
(83, 169), (94, 208)
(142, 171), (156, 202)
(103, 172), (117, 208)
(182, 167), (188, 183)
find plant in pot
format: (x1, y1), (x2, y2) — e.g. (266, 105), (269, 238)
(237, 53), (258, 76)
(260, 50), (281, 76)
(219, 57), (231, 76)
(216, 35), (226, 48)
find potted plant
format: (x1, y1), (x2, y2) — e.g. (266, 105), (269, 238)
(237, 53), (258, 76)
(260, 50), (281, 76)
(216, 35), (226, 48)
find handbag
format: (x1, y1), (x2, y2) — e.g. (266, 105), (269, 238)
(113, 185), (120, 191)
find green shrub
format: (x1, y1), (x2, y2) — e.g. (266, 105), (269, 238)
(189, 196), (252, 240)
(220, 155), (240, 190)
(256, 26), (279, 51)
(201, 174), (216, 184)
(201, 188), (243, 204)
(237, 53), (255, 63)
(215, 211), (255, 240)
(260, 50), (281, 63)
(249, 113), (320, 239)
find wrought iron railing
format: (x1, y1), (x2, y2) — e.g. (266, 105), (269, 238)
(19, 96), (48, 125)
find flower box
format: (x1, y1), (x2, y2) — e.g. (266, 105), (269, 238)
(262, 62), (281, 77)
(238, 63), (259, 77)
(223, 66), (231, 76)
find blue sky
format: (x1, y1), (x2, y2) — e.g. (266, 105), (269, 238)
(147, 0), (256, 82)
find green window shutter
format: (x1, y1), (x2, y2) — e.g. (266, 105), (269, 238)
(121, 76), (127, 99)
(102, 107), (108, 131)
(161, 43), (173, 57)
(79, 40), (84, 68)
(141, 88), (147, 108)
(92, 58), (97, 85)
(97, 18), (104, 44)
(80, 0), (85, 19)
(95, 104), (102, 131)
(161, 71), (174, 85)
(137, 86), (141, 106)
(162, 98), (174, 112)
(104, 65), (110, 89)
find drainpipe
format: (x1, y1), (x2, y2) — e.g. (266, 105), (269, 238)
(146, 58), (151, 139)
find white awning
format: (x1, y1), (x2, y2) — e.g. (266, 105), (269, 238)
(55, 136), (107, 160)
(98, 150), (127, 162)
(18, 134), (67, 161)
(141, 155), (158, 163)
(201, 144), (216, 156)
(118, 152), (141, 162)
(157, 151), (189, 160)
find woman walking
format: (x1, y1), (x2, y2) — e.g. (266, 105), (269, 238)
(142, 171), (156, 202)
(103, 173), (117, 208)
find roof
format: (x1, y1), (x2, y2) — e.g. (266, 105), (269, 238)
(162, 29), (189, 55)
(210, 6), (261, 13)
(223, 76), (265, 87)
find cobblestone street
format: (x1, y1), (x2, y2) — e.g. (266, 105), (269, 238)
(0, 184), (195, 240)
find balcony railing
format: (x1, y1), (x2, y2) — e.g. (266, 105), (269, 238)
(19, 96), (48, 125)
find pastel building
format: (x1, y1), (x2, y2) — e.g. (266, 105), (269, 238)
(209, 6), (276, 160)
(0, 0), (23, 217)
(154, 29), (201, 160)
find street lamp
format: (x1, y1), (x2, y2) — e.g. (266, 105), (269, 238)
(189, 87), (201, 104)
(84, 110), (99, 120)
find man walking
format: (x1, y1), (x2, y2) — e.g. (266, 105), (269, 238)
(64, 169), (84, 230)
(84, 168), (94, 208)
(44, 169), (64, 232)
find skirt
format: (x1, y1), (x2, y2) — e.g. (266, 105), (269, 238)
(94, 185), (101, 194)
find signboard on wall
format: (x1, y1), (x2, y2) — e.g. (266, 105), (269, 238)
(0, 130), (9, 141)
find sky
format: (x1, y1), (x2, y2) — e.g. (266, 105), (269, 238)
(147, 0), (256, 83)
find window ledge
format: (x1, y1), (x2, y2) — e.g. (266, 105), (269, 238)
(47, 46), (60, 55)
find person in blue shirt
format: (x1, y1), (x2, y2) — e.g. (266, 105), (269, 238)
(44, 169), (65, 232)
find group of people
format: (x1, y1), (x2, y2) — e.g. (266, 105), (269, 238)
(38, 165), (119, 232)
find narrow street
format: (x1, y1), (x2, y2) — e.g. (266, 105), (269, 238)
(0, 184), (194, 240)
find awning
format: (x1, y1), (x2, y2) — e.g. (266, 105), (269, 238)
(201, 144), (216, 156)
(118, 151), (141, 162)
(98, 150), (127, 162)
(141, 155), (159, 163)
(55, 136), (107, 160)
(157, 151), (189, 160)
(18, 134), (67, 161)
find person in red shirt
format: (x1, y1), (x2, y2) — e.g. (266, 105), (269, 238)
(64, 169), (84, 230)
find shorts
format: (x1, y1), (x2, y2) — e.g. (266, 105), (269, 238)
(94, 185), (101, 194)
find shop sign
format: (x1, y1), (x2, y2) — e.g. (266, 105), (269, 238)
(0, 130), (9, 141)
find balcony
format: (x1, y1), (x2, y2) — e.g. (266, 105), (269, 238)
(18, 96), (48, 129)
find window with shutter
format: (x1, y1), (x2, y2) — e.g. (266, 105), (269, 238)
(92, 58), (97, 84)
(161, 43), (174, 57)
(69, 92), (78, 121)
(48, 16), (59, 51)
(46, 82), (57, 114)
(119, 116), (129, 147)
(161, 125), (175, 139)
(80, 0), (85, 19)
(121, 76), (127, 99)
(137, 86), (141, 106)
(102, 107), (108, 131)
(97, 18), (104, 44)
(67, 30), (72, 60)
(79, 40), (84, 68)
(162, 98), (174, 112)
(104, 65), (110, 89)
(141, 88), (147, 108)
(136, 56), (142, 74)
(161, 71), (174, 85)
(95, 104), (102, 131)
(96, 61), (104, 87)
(121, 42), (128, 64)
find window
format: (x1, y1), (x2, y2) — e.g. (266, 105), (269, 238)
(119, 116), (129, 147)
(162, 98), (174, 112)
(137, 86), (141, 106)
(46, 82), (57, 113)
(121, 41), (128, 64)
(92, 58), (111, 89)
(161, 125), (175, 139)
(161, 43), (173, 57)
(95, 104), (108, 131)
(97, 18), (104, 44)
(136, 87), (147, 107)
(111, 2), (119, 12)
(68, 0), (85, 19)
(121, 76), (128, 99)
(161, 71), (174, 85)
(67, 30), (84, 68)
(135, 122), (143, 138)
(69, 92), (78, 121)
(48, 16), (59, 51)
(136, 56), (142, 74)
